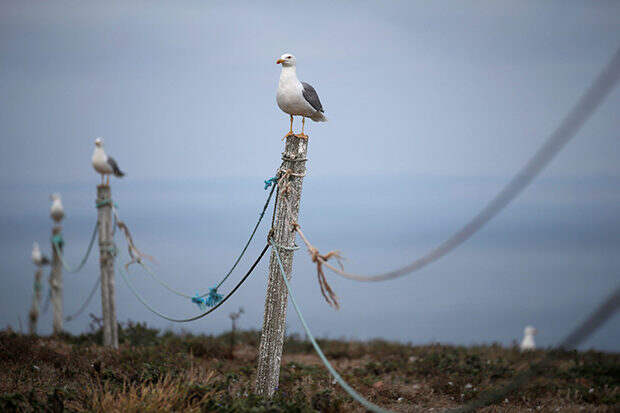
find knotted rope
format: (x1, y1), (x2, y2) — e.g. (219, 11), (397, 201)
(292, 224), (341, 309)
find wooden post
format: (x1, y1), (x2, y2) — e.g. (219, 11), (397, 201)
(97, 185), (118, 348)
(256, 134), (308, 396)
(28, 268), (43, 334)
(50, 226), (63, 334)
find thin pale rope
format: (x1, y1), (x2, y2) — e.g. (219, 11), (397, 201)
(447, 285), (620, 413)
(299, 46), (620, 282)
(270, 241), (392, 413)
(119, 244), (270, 322)
(120, 184), (276, 299)
(273, 240), (620, 413)
(65, 277), (101, 322)
(52, 221), (98, 274)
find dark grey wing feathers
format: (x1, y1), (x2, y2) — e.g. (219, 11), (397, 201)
(107, 157), (125, 177)
(301, 82), (324, 113)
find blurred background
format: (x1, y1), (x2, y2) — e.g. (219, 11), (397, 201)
(1, 0), (618, 350)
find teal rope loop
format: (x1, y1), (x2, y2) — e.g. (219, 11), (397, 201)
(96, 198), (118, 209)
(51, 234), (64, 248)
(264, 176), (278, 190)
(270, 240), (392, 413)
(119, 243), (270, 323)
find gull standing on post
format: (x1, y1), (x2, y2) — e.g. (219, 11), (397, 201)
(276, 53), (327, 138)
(50, 193), (65, 223)
(31, 242), (50, 266)
(92, 138), (125, 185)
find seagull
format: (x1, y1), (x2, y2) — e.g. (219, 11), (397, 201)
(276, 53), (326, 138)
(31, 242), (50, 266)
(520, 325), (537, 351)
(92, 137), (125, 185)
(50, 193), (64, 222)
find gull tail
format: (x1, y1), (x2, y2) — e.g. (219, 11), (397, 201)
(310, 111), (327, 122)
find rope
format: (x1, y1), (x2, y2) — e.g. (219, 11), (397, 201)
(272, 239), (620, 412)
(65, 277), (101, 322)
(298, 46), (620, 282)
(447, 285), (620, 413)
(51, 222), (98, 274)
(270, 240), (392, 413)
(124, 183), (277, 305)
(119, 244), (270, 322)
(205, 182), (277, 295)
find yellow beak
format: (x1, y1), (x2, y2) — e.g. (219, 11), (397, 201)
(276, 59), (285, 64)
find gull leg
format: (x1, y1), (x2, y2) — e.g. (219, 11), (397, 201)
(296, 117), (308, 139)
(283, 115), (295, 140)
(106, 175), (110, 186)
(101, 174), (104, 185)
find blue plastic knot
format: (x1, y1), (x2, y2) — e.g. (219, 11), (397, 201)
(51, 234), (64, 248)
(191, 293), (206, 311)
(206, 286), (223, 307)
(264, 176), (278, 190)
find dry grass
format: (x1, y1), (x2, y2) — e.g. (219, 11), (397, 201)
(0, 322), (617, 412)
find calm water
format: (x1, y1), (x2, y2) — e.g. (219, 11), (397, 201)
(1, 176), (618, 351)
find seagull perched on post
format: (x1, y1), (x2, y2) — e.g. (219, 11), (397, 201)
(520, 325), (537, 351)
(50, 193), (64, 223)
(276, 53), (326, 139)
(31, 242), (50, 266)
(92, 138), (125, 185)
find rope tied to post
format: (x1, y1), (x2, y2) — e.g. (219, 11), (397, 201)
(51, 233), (64, 248)
(264, 176), (278, 190)
(95, 198), (118, 209)
(292, 224), (341, 310)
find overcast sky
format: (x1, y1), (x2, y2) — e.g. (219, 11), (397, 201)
(0, 1), (618, 350)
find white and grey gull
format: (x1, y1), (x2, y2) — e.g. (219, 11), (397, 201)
(31, 242), (50, 267)
(92, 138), (125, 185)
(276, 53), (326, 138)
(50, 193), (64, 223)
(520, 325), (537, 351)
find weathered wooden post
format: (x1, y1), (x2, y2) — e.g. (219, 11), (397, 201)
(97, 185), (118, 348)
(50, 225), (64, 334)
(28, 268), (43, 334)
(256, 134), (308, 396)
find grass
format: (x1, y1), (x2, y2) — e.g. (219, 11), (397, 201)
(0, 319), (617, 412)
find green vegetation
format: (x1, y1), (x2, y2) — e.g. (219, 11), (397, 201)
(0, 320), (617, 412)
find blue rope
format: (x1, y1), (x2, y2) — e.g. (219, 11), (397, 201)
(270, 241), (392, 413)
(205, 286), (223, 307)
(264, 176), (277, 190)
(191, 293), (207, 310)
(51, 234), (64, 248)
(95, 198), (118, 209)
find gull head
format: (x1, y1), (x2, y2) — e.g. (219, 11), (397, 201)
(32, 241), (40, 252)
(95, 137), (104, 147)
(276, 53), (296, 67)
(50, 193), (61, 201)
(524, 326), (537, 336)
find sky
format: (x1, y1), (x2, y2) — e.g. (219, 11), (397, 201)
(0, 1), (619, 351)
